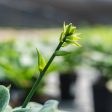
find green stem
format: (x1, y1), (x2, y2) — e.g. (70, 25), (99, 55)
(22, 41), (63, 108)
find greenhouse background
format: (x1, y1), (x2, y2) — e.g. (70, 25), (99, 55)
(0, 0), (112, 112)
(0, 0), (112, 26)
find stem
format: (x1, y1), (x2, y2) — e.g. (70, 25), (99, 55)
(22, 41), (63, 108)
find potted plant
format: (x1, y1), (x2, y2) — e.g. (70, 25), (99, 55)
(80, 26), (112, 112)
(57, 47), (83, 101)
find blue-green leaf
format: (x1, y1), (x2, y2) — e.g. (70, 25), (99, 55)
(36, 48), (46, 72)
(4, 105), (12, 112)
(0, 85), (10, 112)
(13, 107), (30, 112)
(38, 100), (59, 112)
(27, 102), (43, 112)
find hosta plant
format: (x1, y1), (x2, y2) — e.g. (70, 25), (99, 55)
(0, 22), (80, 112)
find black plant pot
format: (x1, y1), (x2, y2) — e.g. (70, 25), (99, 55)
(93, 77), (112, 112)
(59, 71), (77, 101)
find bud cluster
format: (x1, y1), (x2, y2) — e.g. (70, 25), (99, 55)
(60, 22), (81, 47)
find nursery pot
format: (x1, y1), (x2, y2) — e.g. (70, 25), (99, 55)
(59, 71), (77, 101)
(93, 76), (112, 112)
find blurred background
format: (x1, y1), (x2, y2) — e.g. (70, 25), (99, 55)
(0, 0), (112, 112)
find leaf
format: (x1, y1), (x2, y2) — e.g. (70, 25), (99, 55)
(13, 101), (66, 112)
(36, 48), (46, 72)
(0, 85), (10, 112)
(4, 105), (12, 112)
(27, 102), (43, 112)
(65, 39), (81, 47)
(13, 107), (30, 112)
(38, 100), (59, 112)
(55, 51), (71, 56)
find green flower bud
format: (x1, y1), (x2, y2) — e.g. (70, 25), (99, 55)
(59, 22), (81, 47)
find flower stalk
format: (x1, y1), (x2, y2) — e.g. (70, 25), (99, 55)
(22, 22), (80, 108)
